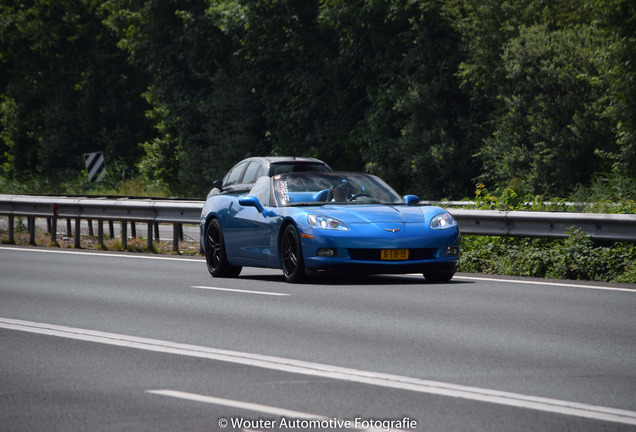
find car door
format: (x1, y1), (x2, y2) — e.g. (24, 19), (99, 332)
(223, 176), (277, 265)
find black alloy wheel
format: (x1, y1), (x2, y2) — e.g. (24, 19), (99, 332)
(281, 224), (305, 283)
(205, 219), (241, 278)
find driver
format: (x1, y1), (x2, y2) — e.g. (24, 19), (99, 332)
(331, 180), (349, 201)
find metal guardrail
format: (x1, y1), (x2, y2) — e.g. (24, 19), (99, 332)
(448, 209), (636, 242)
(0, 195), (202, 251)
(1, 195), (635, 253)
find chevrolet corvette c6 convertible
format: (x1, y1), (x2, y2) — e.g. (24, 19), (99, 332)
(200, 172), (460, 283)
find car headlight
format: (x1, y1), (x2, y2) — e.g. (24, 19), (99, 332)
(430, 212), (457, 230)
(307, 214), (349, 230)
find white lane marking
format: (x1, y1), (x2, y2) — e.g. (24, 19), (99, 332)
(453, 275), (636, 293)
(0, 246), (202, 262)
(191, 286), (289, 296)
(2, 317), (636, 426)
(147, 390), (406, 431)
(149, 389), (324, 419)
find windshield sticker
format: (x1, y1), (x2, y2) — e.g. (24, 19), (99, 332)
(279, 181), (290, 204)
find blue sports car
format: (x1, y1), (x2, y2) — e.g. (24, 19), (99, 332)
(200, 172), (460, 283)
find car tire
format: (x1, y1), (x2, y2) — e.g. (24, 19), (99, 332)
(281, 224), (305, 283)
(205, 219), (242, 278)
(423, 271), (455, 283)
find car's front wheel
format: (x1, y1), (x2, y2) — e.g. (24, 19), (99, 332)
(281, 224), (305, 283)
(205, 219), (241, 278)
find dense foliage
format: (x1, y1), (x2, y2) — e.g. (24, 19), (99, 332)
(1, 0), (635, 200)
(459, 231), (636, 284)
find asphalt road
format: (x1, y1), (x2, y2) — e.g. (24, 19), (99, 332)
(1, 246), (635, 432)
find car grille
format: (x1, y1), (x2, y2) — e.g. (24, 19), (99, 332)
(347, 248), (437, 261)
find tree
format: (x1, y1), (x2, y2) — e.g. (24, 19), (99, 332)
(0, 0), (152, 182)
(319, 0), (472, 198)
(594, 0), (636, 184)
(217, 0), (472, 198)
(224, 0), (363, 171)
(107, 0), (267, 196)
(479, 24), (615, 195)
(449, 0), (617, 196)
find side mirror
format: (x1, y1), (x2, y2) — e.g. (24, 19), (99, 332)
(213, 179), (223, 190)
(404, 195), (420, 206)
(239, 195), (264, 213)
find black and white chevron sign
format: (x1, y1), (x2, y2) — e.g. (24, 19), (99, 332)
(83, 152), (106, 182)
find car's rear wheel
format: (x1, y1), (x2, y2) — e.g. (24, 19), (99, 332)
(205, 219), (241, 278)
(281, 224), (305, 283)
(423, 271), (455, 283)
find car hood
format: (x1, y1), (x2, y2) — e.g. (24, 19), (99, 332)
(311, 204), (445, 224)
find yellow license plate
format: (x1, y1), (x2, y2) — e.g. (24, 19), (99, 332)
(381, 249), (409, 260)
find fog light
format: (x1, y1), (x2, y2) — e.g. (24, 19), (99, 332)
(317, 248), (338, 257)
(445, 246), (459, 256)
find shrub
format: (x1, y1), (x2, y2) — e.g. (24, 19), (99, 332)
(459, 229), (636, 283)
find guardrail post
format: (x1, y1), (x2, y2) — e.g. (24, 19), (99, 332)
(74, 217), (81, 248)
(173, 223), (180, 252)
(50, 217), (57, 244)
(66, 218), (72, 236)
(131, 221), (137, 238)
(121, 220), (127, 249)
(8, 214), (15, 244)
(154, 222), (160, 241)
(147, 222), (153, 250)
(28, 216), (36, 245)
(50, 204), (57, 242)
(108, 220), (114, 238)
(88, 219), (94, 237)
(98, 220), (104, 247)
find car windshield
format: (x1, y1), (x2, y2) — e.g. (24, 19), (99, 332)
(273, 172), (405, 206)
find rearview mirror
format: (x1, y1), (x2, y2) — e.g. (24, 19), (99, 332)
(239, 196), (264, 213)
(404, 195), (420, 206)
